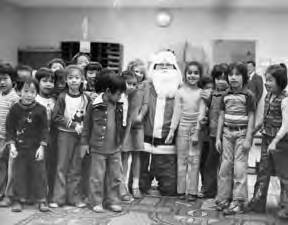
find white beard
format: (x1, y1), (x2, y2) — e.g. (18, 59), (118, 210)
(151, 69), (182, 98)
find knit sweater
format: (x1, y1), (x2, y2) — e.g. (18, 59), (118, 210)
(6, 101), (48, 150)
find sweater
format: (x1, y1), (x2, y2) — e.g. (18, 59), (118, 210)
(6, 101), (48, 150)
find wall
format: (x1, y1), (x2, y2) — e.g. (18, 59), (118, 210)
(0, 3), (21, 65)
(19, 7), (288, 70)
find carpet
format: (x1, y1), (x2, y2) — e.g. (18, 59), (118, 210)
(15, 196), (283, 225)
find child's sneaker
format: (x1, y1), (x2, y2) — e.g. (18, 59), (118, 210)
(49, 202), (59, 208)
(92, 204), (105, 213)
(75, 202), (86, 208)
(109, 204), (122, 212)
(11, 201), (22, 212)
(132, 188), (143, 199)
(39, 202), (49, 212)
(0, 197), (12, 207)
(223, 201), (244, 215)
(178, 193), (186, 200)
(187, 194), (197, 202)
(215, 200), (230, 211)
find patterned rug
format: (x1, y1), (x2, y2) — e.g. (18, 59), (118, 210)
(15, 196), (284, 225)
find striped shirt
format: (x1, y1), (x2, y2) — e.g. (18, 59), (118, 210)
(220, 88), (256, 127)
(0, 89), (19, 139)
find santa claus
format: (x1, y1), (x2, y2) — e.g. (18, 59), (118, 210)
(139, 50), (182, 195)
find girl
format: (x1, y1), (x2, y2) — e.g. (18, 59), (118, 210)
(121, 60), (149, 199)
(165, 61), (206, 201)
(50, 65), (89, 208)
(248, 64), (288, 219)
(6, 78), (49, 212)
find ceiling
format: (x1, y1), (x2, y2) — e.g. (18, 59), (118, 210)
(4, 0), (288, 9)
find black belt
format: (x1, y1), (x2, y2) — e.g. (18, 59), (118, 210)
(224, 124), (247, 131)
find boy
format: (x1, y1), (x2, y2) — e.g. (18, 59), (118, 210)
(35, 68), (56, 201)
(15, 65), (32, 94)
(81, 72), (126, 213)
(6, 78), (49, 212)
(216, 62), (256, 215)
(0, 64), (19, 207)
(201, 65), (229, 198)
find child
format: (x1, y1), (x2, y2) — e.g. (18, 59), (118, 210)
(72, 53), (90, 70)
(53, 69), (67, 98)
(6, 78), (49, 212)
(165, 61), (206, 201)
(197, 76), (214, 198)
(84, 61), (102, 101)
(201, 64), (229, 199)
(35, 68), (56, 201)
(47, 58), (65, 72)
(121, 68), (149, 199)
(216, 62), (256, 215)
(0, 64), (19, 207)
(15, 65), (33, 94)
(80, 72), (126, 213)
(248, 65), (288, 219)
(50, 65), (89, 208)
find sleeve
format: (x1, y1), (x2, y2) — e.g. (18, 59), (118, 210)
(139, 81), (150, 118)
(219, 95), (226, 111)
(170, 90), (182, 131)
(39, 106), (49, 147)
(80, 103), (93, 146)
(5, 105), (17, 144)
(275, 97), (288, 139)
(52, 93), (77, 129)
(246, 91), (257, 112)
(255, 75), (264, 103)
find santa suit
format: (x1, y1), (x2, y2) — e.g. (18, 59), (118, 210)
(139, 51), (182, 196)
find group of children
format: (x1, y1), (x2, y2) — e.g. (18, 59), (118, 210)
(0, 52), (288, 219)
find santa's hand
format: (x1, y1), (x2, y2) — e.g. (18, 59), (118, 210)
(35, 146), (45, 161)
(10, 144), (18, 158)
(75, 123), (83, 135)
(165, 129), (175, 144)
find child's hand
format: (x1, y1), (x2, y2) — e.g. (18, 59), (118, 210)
(215, 138), (222, 153)
(134, 114), (143, 123)
(10, 144), (18, 158)
(35, 146), (45, 161)
(199, 117), (208, 128)
(80, 145), (89, 158)
(191, 133), (199, 145)
(200, 89), (212, 101)
(75, 123), (83, 135)
(165, 129), (175, 144)
(268, 140), (277, 153)
(242, 138), (252, 152)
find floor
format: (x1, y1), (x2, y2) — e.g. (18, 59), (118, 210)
(0, 138), (285, 225)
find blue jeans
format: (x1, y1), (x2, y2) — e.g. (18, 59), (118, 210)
(176, 127), (200, 195)
(217, 127), (248, 202)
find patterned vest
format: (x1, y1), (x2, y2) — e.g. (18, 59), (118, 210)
(263, 91), (288, 139)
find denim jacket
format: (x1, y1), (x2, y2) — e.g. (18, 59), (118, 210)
(80, 93), (124, 153)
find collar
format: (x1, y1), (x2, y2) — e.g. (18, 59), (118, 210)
(226, 87), (248, 95)
(18, 100), (37, 110)
(92, 92), (123, 107)
(249, 71), (255, 80)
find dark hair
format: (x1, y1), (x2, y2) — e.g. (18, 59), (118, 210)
(47, 58), (66, 68)
(72, 52), (91, 64)
(35, 67), (55, 82)
(101, 70), (126, 94)
(280, 63), (287, 76)
(211, 64), (227, 83)
(65, 65), (84, 78)
(0, 63), (17, 82)
(85, 62), (102, 76)
(184, 61), (203, 81)
(120, 70), (137, 81)
(19, 77), (39, 93)
(16, 64), (33, 73)
(198, 76), (213, 89)
(227, 62), (249, 86)
(247, 60), (256, 67)
(266, 64), (287, 91)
